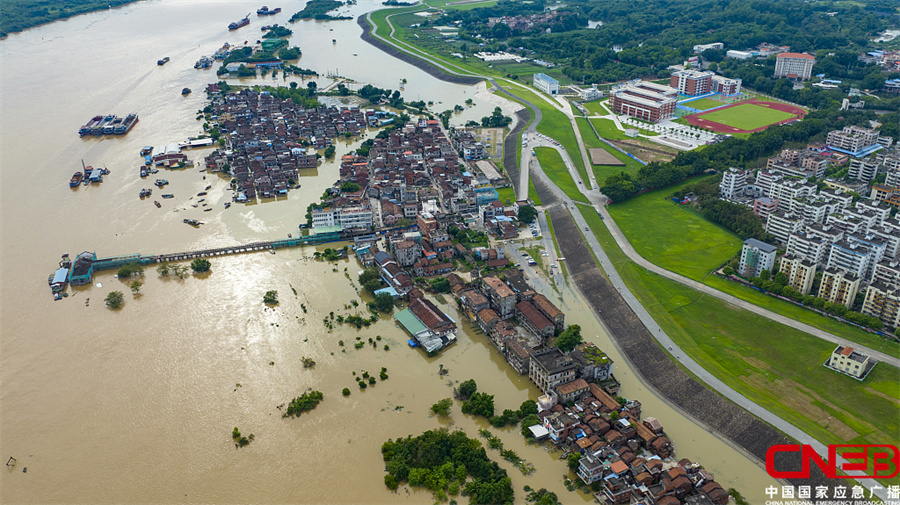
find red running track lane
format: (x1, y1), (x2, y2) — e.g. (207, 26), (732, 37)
(684, 99), (806, 134)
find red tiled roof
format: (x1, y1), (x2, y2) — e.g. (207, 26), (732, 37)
(409, 297), (454, 331)
(777, 52), (815, 60)
(532, 293), (563, 319)
(516, 300), (553, 331)
(483, 276), (514, 298)
(841, 346), (854, 356)
(556, 378), (589, 395)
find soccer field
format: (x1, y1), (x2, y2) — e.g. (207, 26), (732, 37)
(697, 103), (797, 131)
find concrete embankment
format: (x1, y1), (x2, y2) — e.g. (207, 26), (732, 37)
(530, 175), (837, 494)
(357, 15), (483, 86)
(501, 109), (531, 192)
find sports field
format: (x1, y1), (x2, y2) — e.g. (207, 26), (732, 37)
(685, 100), (805, 134)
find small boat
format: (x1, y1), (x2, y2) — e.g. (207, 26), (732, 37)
(204, 208), (212, 212)
(229, 13), (250, 30)
(224, 202), (231, 209)
(204, 185), (211, 190)
(198, 199), (205, 203)
(140, 166), (148, 177)
(69, 172), (83, 187)
(191, 204), (198, 208)
(140, 146), (153, 156)
(182, 88), (192, 95)
(332, 39), (336, 44)
(197, 191), (207, 196)
(155, 179), (169, 187)
(184, 219), (201, 226)
(100, 167), (110, 175)
(161, 194), (174, 199)
(261, 25), (272, 31)
(140, 188), (152, 198)
(158, 57), (170, 65)
(257, 6), (281, 15)
(154, 200), (161, 208)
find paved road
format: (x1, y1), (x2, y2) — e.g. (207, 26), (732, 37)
(529, 163), (889, 500)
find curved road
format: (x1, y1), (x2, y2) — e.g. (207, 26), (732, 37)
(361, 12), (892, 498)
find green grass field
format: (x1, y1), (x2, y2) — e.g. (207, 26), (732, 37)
(496, 186), (516, 205)
(576, 118), (638, 184)
(604, 178), (899, 355)
(588, 117), (627, 140)
(582, 100), (609, 116)
(534, 147), (587, 203)
(578, 207), (900, 471)
(528, 179), (542, 206)
(695, 103), (797, 131)
(607, 178), (742, 280)
(683, 97), (726, 111)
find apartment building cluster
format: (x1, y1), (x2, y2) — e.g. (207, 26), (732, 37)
(203, 87), (366, 203)
(669, 69), (742, 96)
(609, 80), (678, 123)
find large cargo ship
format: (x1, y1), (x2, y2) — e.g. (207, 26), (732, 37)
(228, 13), (250, 30)
(115, 113), (139, 134)
(78, 113), (138, 136)
(78, 116), (103, 136)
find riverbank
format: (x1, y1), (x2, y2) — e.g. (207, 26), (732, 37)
(0, 0), (142, 37)
(357, 14), (482, 86)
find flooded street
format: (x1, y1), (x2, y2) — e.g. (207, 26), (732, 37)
(1, 1), (779, 503)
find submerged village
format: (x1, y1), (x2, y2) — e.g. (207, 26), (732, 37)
(47, 78), (741, 505)
(196, 86), (733, 505)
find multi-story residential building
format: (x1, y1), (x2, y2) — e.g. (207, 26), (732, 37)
(779, 254), (817, 295)
(826, 126), (891, 157)
(769, 179), (816, 213)
(753, 197), (779, 220)
(531, 293), (565, 331)
(533, 73), (560, 95)
(786, 232), (829, 266)
(818, 188), (853, 212)
(848, 158), (880, 183)
(609, 80), (678, 123)
(555, 378), (589, 404)
(825, 210), (873, 235)
(311, 205), (374, 230)
(855, 199), (891, 228)
(719, 167), (748, 199)
(766, 211), (805, 244)
(529, 347), (576, 395)
(826, 238), (882, 280)
(482, 276), (517, 319)
(873, 259), (900, 287)
(738, 239), (778, 278)
(516, 300), (555, 339)
(825, 345), (871, 378)
(570, 343), (614, 381)
(754, 170), (783, 197)
(862, 282), (900, 329)
(817, 268), (861, 308)
(774, 52), (815, 80)
(804, 222), (844, 246)
(390, 239), (422, 267)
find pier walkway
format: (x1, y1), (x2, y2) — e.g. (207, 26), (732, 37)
(84, 233), (342, 276)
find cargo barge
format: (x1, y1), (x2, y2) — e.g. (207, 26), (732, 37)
(78, 113), (138, 137)
(257, 6), (281, 15)
(228, 13), (250, 30)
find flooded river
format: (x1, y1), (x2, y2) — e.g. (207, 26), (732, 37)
(0, 1), (780, 503)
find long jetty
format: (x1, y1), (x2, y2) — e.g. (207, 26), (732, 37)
(84, 233), (343, 277)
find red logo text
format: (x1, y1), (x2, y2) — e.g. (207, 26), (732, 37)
(766, 444), (899, 479)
